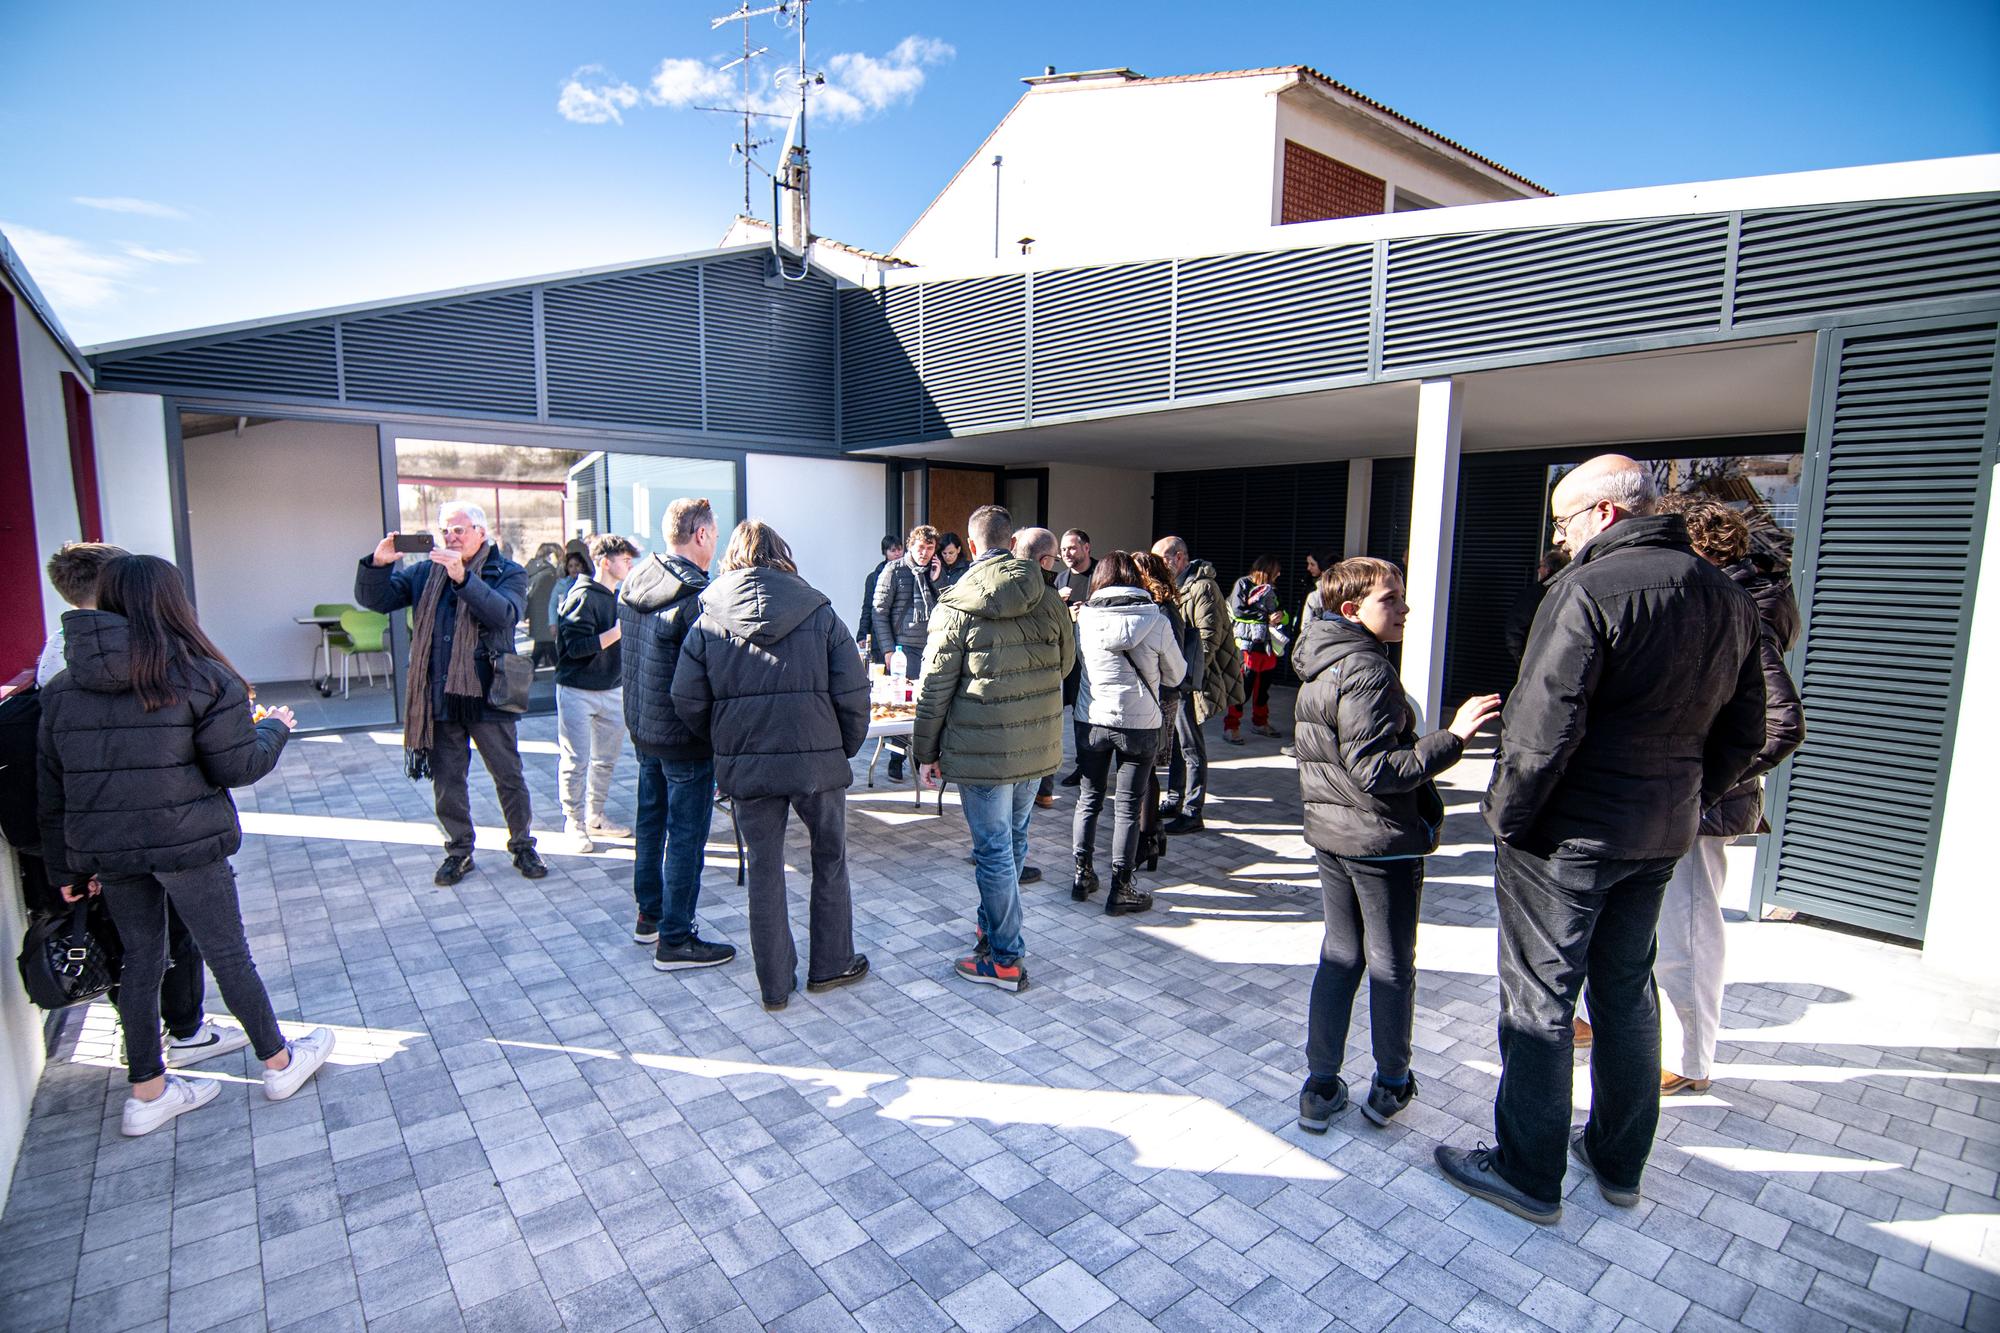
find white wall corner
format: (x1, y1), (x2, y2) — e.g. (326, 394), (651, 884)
(1401, 379), (1464, 728)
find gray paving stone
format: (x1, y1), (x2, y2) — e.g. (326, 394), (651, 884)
(853, 1280), (954, 1333)
(1020, 1259), (1117, 1332)
(898, 1232), (991, 1300)
(938, 1270), (1037, 1333)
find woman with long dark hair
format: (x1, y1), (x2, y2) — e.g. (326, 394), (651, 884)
(1070, 551), (1186, 915)
(935, 532), (971, 589)
(1132, 550), (1197, 874)
(39, 554), (336, 1137)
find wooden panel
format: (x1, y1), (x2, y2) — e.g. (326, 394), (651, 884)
(927, 466), (998, 548)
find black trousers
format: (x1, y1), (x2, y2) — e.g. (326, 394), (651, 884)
(1164, 694), (1208, 816)
(1305, 853), (1422, 1083)
(1491, 840), (1678, 1205)
(161, 902), (205, 1040)
(735, 788), (857, 1005)
(1071, 724), (1155, 870)
(430, 717), (536, 856)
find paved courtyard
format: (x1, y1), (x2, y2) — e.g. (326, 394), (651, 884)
(2, 701), (1995, 1333)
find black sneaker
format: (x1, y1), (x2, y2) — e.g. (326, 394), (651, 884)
(1019, 865), (1043, 885)
(1163, 813), (1205, 836)
(807, 954), (870, 993)
(1434, 1143), (1561, 1225)
(654, 936), (737, 972)
(1360, 1073), (1418, 1126)
(887, 757), (905, 782)
(1569, 1128), (1641, 1207)
(513, 847), (548, 879)
(434, 854), (475, 887)
(633, 914), (660, 945)
(1297, 1076), (1348, 1133)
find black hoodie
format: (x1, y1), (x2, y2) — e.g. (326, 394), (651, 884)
(671, 567), (870, 799)
(618, 553), (711, 760)
(1292, 615), (1462, 857)
(37, 610), (288, 885)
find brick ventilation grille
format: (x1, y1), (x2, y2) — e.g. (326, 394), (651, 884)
(1281, 140), (1387, 223)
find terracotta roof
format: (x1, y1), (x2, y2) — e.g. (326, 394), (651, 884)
(729, 216), (915, 267)
(1086, 66), (1550, 195)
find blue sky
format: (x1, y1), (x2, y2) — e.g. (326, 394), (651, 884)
(3, 0), (1995, 346)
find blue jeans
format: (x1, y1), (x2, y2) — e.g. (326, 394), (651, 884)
(633, 755), (715, 945)
(958, 780), (1036, 967)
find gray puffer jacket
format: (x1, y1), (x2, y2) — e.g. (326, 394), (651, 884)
(1075, 588), (1187, 733)
(671, 567), (869, 800)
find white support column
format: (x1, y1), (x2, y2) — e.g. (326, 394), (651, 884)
(1343, 458), (1372, 557)
(1400, 378), (1463, 729)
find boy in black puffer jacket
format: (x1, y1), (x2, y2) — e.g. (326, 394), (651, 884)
(1291, 558), (1499, 1133)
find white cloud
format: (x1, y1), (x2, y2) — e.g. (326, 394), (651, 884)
(73, 196), (189, 221)
(647, 57), (736, 109)
(816, 35), (955, 124)
(1, 222), (198, 312)
(557, 66), (642, 124)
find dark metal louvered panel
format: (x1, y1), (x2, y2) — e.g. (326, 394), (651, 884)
(1031, 263), (1171, 419)
(342, 293), (537, 416)
(1443, 454), (1551, 702)
(542, 269), (702, 429)
(703, 256), (836, 440)
(839, 287), (922, 444)
(1175, 247), (1372, 397)
(1762, 318), (1998, 939)
(1152, 461), (1349, 622)
(1735, 197), (2000, 325)
(1152, 471), (1201, 546)
(95, 325), (338, 399)
(1367, 457), (1415, 568)
(1287, 463), (1349, 615)
(1382, 216), (1729, 370)
(921, 275), (1026, 434)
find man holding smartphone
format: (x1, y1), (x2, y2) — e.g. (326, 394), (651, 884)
(358, 502), (544, 886)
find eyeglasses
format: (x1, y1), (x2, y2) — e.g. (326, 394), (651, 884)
(440, 525), (479, 537)
(1551, 502), (1602, 537)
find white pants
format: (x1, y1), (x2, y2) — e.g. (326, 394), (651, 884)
(1655, 834), (1730, 1079)
(556, 684), (625, 824)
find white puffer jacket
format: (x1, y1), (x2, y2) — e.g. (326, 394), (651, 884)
(1075, 588), (1188, 732)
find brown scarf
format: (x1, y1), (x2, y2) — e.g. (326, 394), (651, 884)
(403, 543), (489, 778)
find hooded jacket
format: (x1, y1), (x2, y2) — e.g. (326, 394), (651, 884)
(1484, 515), (1766, 860)
(355, 543), (527, 724)
(1702, 553), (1805, 837)
(1293, 616), (1462, 857)
(1178, 559), (1247, 722)
(555, 576), (621, 690)
(1074, 588), (1187, 733)
(912, 552), (1075, 785)
(872, 553), (939, 661)
(37, 611), (289, 885)
(670, 567), (869, 799)
(619, 553), (711, 760)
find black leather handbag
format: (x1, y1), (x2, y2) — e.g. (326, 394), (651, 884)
(16, 897), (122, 1011)
(485, 649), (535, 714)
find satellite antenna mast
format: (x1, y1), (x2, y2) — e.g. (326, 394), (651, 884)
(697, 3), (788, 216)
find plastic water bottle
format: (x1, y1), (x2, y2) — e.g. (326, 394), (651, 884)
(889, 646), (908, 681)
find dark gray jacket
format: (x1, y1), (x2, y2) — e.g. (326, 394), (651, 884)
(1293, 615), (1462, 857)
(355, 544), (526, 725)
(619, 553), (710, 761)
(1484, 515), (1766, 860)
(38, 611), (288, 885)
(1703, 554), (1805, 837)
(871, 554), (938, 661)
(671, 568), (869, 799)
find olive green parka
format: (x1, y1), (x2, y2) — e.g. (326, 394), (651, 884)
(911, 552), (1075, 785)
(1179, 559), (1246, 722)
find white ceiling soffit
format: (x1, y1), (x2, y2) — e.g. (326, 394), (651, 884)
(853, 335), (1814, 469)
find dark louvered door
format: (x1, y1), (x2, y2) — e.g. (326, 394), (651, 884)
(1368, 458), (1414, 567)
(1444, 454), (1552, 702)
(1756, 316), (2000, 940)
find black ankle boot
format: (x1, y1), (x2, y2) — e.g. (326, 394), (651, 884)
(1142, 831), (1165, 872)
(1105, 867), (1153, 915)
(1071, 852), (1099, 901)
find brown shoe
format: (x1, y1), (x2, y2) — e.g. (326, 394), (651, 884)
(1034, 794), (1056, 809)
(1573, 1018), (1593, 1048)
(1660, 1070), (1711, 1096)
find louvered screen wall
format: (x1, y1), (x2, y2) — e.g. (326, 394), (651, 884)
(1367, 458), (1414, 567)
(1383, 217), (1729, 370)
(922, 275), (1026, 434)
(543, 269), (701, 429)
(838, 288), (923, 444)
(1031, 263), (1173, 418)
(94, 325), (339, 399)
(1443, 455), (1554, 703)
(1734, 197), (2000, 326)
(1175, 247), (1371, 397)
(343, 293), (537, 415)
(702, 255), (836, 440)
(1151, 461), (1349, 621)
(1761, 318), (1998, 939)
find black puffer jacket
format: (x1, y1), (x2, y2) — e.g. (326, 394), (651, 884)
(671, 568), (869, 799)
(1703, 554), (1805, 837)
(37, 611), (288, 885)
(619, 554), (710, 760)
(1484, 516), (1765, 860)
(871, 555), (938, 662)
(1294, 616), (1463, 857)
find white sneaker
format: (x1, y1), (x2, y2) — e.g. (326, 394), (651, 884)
(565, 818), (596, 853)
(122, 1073), (218, 1136)
(587, 815), (632, 840)
(262, 1027), (336, 1102)
(165, 1020), (252, 1069)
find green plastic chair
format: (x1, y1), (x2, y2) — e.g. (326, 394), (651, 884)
(309, 602), (355, 691)
(336, 610), (391, 698)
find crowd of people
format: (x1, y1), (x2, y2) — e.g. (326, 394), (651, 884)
(17, 452), (1800, 1228)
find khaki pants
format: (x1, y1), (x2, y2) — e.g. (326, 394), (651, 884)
(1655, 835), (1730, 1080)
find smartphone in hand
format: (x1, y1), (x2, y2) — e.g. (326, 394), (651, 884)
(393, 533), (436, 554)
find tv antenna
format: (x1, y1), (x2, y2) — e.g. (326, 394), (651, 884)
(696, 3), (787, 214)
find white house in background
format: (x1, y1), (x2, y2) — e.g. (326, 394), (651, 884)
(893, 65), (1552, 269)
